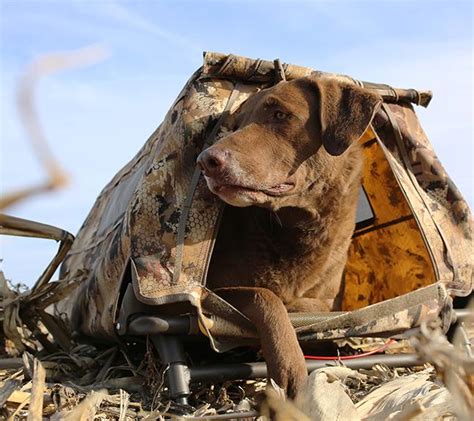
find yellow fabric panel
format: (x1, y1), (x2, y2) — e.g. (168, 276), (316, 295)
(343, 138), (436, 311)
(360, 139), (412, 223)
(344, 218), (435, 310)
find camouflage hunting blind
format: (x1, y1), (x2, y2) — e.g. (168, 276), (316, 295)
(58, 52), (473, 351)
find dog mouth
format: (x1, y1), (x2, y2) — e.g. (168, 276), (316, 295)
(205, 177), (295, 198)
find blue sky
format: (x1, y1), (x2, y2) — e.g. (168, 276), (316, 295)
(1, 0), (472, 286)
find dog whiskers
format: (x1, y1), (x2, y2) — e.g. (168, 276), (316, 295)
(272, 211), (283, 228)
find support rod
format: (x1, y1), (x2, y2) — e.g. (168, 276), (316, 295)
(189, 353), (424, 383)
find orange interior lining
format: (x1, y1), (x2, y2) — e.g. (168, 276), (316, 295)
(343, 135), (436, 311)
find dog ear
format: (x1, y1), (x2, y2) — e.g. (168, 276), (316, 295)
(315, 78), (382, 156)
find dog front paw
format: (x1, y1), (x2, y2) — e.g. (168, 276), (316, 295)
(270, 354), (308, 399)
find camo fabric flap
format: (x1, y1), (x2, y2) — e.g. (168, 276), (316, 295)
(296, 283), (451, 342)
(129, 78), (259, 305)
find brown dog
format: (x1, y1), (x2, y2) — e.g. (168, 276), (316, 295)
(197, 77), (381, 397)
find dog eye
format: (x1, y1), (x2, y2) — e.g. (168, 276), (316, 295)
(274, 111), (288, 120)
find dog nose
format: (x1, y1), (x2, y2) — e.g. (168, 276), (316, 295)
(197, 148), (229, 177)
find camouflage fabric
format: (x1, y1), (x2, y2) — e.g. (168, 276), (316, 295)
(296, 283), (451, 342)
(58, 52), (472, 348)
(60, 70), (259, 339)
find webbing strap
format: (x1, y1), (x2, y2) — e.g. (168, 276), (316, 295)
(173, 83), (243, 283)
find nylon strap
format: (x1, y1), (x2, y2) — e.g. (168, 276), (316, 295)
(173, 83), (244, 283)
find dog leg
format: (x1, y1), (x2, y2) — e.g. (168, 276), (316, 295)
(285, 297), (336, 313)
(214, 286), (308, 398)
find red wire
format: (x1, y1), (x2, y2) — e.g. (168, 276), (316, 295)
(304, 339), (396, 360)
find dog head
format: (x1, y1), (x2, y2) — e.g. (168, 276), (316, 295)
(197, 77), (381, 209)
